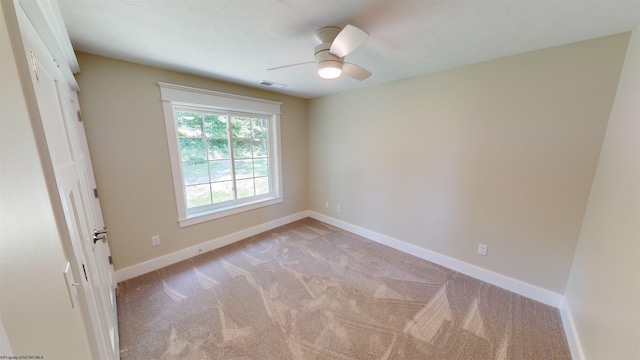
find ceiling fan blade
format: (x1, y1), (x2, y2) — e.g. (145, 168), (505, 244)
(330, 25), (368, 58)
(343, 62), (371, 81)
(267, 62), (314, 71)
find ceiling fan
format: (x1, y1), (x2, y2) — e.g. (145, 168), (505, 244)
(268, 25), (372, 81)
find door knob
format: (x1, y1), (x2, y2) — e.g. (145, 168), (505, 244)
(93, 227), (108, 244)
(94, 227), (108, 235)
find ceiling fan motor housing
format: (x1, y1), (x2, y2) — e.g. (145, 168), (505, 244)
(315, 43), (343, 65)
(314, 26), (341, 44)
(314, 27), (344, 72)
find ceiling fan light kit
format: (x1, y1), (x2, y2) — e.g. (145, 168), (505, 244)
(318, 61), (343, 79)
(268, 24), (372, 81)
(315, 43), (343, 79)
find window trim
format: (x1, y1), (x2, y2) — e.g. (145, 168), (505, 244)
(159, 82), (283, 227)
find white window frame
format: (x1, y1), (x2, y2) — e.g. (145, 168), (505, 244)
(159, 83), (283, 227)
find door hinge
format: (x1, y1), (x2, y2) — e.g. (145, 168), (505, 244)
(108, 256), (113, 265)
(93, 188), (99, 198)
(77, 110), (82, 122)
(29, 51), (39, 83)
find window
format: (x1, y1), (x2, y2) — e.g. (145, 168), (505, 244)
(159, 83), (283, 227)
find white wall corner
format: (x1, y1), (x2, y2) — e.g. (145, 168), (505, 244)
(559, 297), (586, 360)
(114, 210), (310, 282)
(308, 211), (563, 307)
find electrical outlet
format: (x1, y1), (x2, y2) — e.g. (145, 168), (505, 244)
(336, 204), (341, 213)
(478, 244), (488, 256)
(151, 235), (160, 246)
(325, 201), (329, 209)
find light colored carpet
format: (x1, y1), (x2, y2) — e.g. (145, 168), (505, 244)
(117, 218), (571, 359)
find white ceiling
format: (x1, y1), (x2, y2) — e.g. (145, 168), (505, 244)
(57, 0), (639, 99)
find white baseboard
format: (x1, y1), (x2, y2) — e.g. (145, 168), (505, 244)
(310, 211), (588, 360)
(115, 211), (310, 282)
(559, 297), (585, 360)
(116, 209), (563, 308)
(115, 209), (576, 355)
(308, 211), (563, 308)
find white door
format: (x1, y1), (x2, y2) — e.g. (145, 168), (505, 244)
(17, 7), (119, 360)
(58, 83), (120, 357)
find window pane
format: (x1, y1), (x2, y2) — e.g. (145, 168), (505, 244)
(254, 158), (268, 177)
(185, 184), (211, 208)
(180, 138), (206, 161)
(234, 159), (253, 179)
(204, 114), (228, 138)
(236, 178), (255, 199)
(253, 118), (268, 138)
(176, 112), (202, 137)
(255, 176), (269, 195)
(207, 138), (230, 160)
(211, 181), (233, 203)
(233, 139), (252, 158)
(252, 139), (268, 157)
(209, 160), (231, 182)
(182, 160), (209, 185)
(231, 116), (252, 138)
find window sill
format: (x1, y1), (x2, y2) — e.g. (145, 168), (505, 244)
(178, 196), (283, 228)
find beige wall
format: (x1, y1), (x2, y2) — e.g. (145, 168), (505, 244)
(74, 53), (309, 271)
(564, 25), (639, 359)
(308, 33), (630, 294)
(0, 3), (92, 358)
